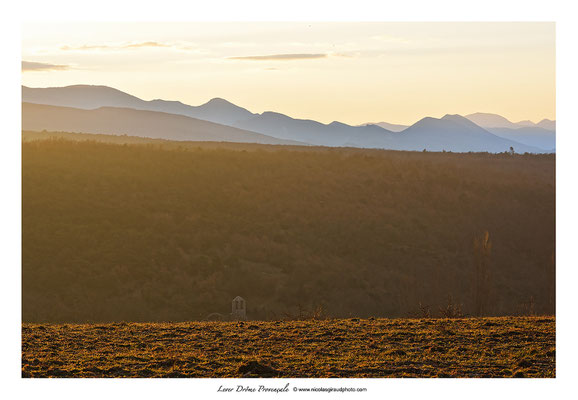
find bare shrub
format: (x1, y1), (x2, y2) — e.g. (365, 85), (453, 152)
(439, 295), (464, 318)
(408, 302), (431, 318)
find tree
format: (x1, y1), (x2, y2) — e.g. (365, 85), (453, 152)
(546, 251), (555, 314)
(473, 231), (492, 316)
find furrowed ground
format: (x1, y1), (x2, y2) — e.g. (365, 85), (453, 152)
(22, 316), (555, 378)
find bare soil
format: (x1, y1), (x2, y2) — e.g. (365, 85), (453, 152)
(22, 316), (555, 378)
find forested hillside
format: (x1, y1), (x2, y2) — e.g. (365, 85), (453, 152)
(22, 133), (555, 322)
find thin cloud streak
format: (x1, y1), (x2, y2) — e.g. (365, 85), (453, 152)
(59, 41), (195, 51)
(228, 53), (327, 61)
(22, 61), (70, 71)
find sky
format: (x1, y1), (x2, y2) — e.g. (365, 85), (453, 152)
(21, 22), (555, 125)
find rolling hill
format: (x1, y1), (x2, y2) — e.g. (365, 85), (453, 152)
(358, 122), (408, 132)
(22, 102), (303, 146)
(22, 138), (555, 322)
(233, 111), (399, 147)
(22, 85), (256, 126)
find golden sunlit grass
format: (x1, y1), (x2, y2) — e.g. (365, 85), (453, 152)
(22, 316), (554, 378)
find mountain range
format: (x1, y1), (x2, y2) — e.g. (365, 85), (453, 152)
(358, 122), (408, 132)
(22, 102), (302, 146)
(360, 113), (556, 151)
(465, 112), (555, 131)
(22, 85), (555, 153)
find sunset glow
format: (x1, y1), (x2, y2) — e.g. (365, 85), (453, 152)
(22, 22), (555, 127)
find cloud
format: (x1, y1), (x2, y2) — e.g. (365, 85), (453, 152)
(60, 41), (169, 51)
(228, 53), (327, 61)
(59, 41), (195, 51)
(22, 61), (70, 71)
(124, 41), (169, 49)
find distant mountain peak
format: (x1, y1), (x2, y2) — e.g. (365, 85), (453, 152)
(328, 121), (348, 128)
(150, 98), (185, 105)
(465, 112), (555, 131)
(465, 112), (515, 128)
(537, 119), (556, 130)
(441, 114), (482, 128)
(412, 116), (437, 125)
(25, 84), (129, 93)
(59, 84), (132, 93)
(442, 114), (467, 121)
(358, 121), (409, 133)
(200, 97), (252, 114)
(206, 97), (233, 104)
(260, 111), (289, 118)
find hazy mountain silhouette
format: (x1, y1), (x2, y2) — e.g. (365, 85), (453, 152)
(23, 85), (397, 148)
(234, 113), (543, 152)
(466, 112), (518, 129)
(465, 112), (556, 131)
(463, 113), (555, 150)
(391, 114), (542, 153)
(22, 102), (303, 145)
(23, 85), (548, 153)
(485, 127), (556, 151)
(536, 119), (556, 131)
(232, 112), (398, 147)
(22, 85), (256, 126)
(358, 122), (408, 132)
(23, 85), (146, 110)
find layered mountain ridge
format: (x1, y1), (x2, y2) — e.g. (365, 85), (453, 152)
(22, 85), (554, 153)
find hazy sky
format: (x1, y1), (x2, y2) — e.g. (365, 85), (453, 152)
(22, 22), (555, 125)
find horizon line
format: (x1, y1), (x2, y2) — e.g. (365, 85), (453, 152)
(21, 83), (556, 127)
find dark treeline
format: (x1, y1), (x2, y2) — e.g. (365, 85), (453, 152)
(22, 132), (555, 322)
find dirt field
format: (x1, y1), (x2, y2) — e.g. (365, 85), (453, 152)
(21, 316), (555, 378)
